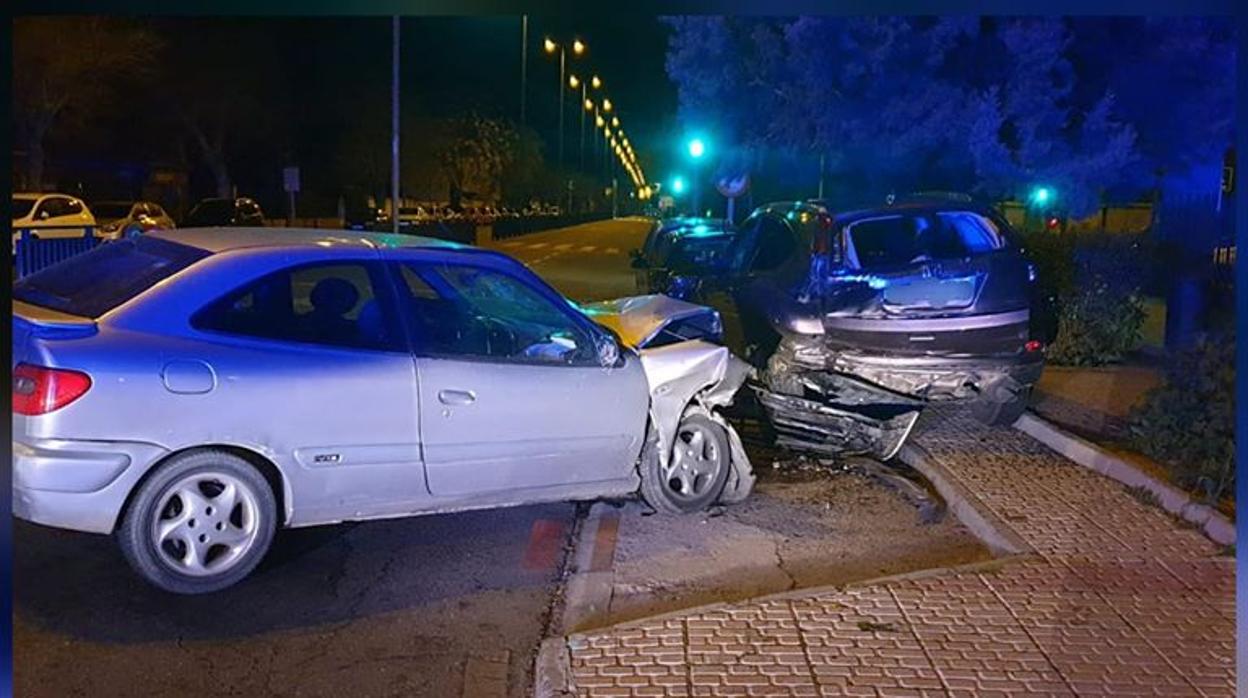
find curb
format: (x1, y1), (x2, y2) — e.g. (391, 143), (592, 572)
(1015, 412), (1235, 546)
(896, 443), (1033, 556)
(560, 502), (618, 634)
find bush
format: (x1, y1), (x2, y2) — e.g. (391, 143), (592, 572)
(1046, 285), (1145, 365)
(1023, 231), (1150, 366)
(1129, 329), (1235, 505)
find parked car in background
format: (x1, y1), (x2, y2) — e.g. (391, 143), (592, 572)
(12, 193), (98, 252)
(631, 217), (738, 298)
(11, 227), (754, 594)
(92, 200), (176, 240)
(638, 198), (1044, 459)
(184, 197), (265, 227)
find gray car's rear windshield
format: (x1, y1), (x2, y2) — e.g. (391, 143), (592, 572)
(13, 237), (210, 318)
(845, 210), (1008, 270)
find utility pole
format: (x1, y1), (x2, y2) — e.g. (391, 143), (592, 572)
(391, 16), (400, 235)
(557, 47), (566, 167)
(817, 153), (825, 199)
(519, 16), (528, 126)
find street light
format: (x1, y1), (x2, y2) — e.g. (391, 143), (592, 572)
(544, 36), (586, 167)
(591, 75), (601, 89)
(671, 176), (686, 194)
(602, 98), (613, 112)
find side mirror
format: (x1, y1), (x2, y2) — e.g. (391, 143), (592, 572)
(595, 331), (621, 368)
(37, 210), (50, 220)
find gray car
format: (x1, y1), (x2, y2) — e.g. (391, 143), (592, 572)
(12, 228), (754, 594)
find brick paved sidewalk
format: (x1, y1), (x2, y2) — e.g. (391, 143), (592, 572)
(562, 407), (1234, 697)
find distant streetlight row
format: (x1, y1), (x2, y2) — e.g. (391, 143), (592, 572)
(540, 34), (646, 195)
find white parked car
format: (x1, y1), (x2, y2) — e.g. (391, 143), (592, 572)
(12, 192), (98, 252)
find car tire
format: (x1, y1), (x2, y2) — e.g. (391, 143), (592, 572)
(639, 413), (732, 514)
(970, 387), (1031, 427)
(117, 449), (277, 594)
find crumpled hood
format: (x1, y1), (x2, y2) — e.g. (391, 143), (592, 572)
(580, 294), (720, 348)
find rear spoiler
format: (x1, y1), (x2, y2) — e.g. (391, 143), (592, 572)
(13, 301), (98, 339)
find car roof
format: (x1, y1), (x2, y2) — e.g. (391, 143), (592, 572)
(149, 227), (466, 254)
(755, 200), (1000, 225)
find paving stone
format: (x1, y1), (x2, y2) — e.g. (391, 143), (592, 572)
(565, 406), (1234, 697)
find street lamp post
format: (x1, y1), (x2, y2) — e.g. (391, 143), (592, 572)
(574, 75), (600, 171)
(520, 16), (528, 126)
(545, 37), (584, 169)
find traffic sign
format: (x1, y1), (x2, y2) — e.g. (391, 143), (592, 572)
(283, 166), (301, 193)
(716, 173), (749, 199)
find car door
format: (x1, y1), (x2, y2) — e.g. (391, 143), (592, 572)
(387, 253), (650, 499)
(720, 212), (807, 356)
(189, 255), (428, 524)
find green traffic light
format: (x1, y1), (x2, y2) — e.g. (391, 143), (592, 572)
(1032, 187), (1052, 205)
(671, 176), (686, 194)
(687, 138), (705, 159)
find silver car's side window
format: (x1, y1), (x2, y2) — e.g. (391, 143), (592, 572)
(193, 261), (404, 353)
(395, 262), (594, 365)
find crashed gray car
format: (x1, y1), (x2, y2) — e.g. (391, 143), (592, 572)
(636, 199), (1044, 460)
(12, 228), (754, 593)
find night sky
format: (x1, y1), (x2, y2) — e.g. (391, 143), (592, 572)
(259, 15), (677, 195)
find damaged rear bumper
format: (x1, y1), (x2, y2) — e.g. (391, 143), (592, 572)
(756, 334), (1043, 459)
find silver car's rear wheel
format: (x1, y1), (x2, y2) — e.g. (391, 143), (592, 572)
(640, 413), (731, 513)
(151, 472), (263, 578)
(118, 450), (276, 594)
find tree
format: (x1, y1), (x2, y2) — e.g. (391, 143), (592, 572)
(12, 17), (160, 189)
(162, 21), (288, 198)
(663, 17), (1146, 216)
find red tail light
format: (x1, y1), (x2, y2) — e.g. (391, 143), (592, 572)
(12, 363), (92, 416)
(1025, 340), (1044, 353)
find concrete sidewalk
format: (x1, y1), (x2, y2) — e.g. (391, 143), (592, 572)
(556, 407), (1234, 697)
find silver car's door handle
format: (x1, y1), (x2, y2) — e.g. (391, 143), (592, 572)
(437, 389), (476, 406)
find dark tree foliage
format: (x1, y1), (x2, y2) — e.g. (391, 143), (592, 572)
(663, 17), (1232, 215)
(12, 17), (161, 190)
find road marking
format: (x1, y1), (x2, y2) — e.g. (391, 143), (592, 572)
(579, 245), (597, 253)
(500, 241), (523, 248)
(553, 243), (573, 251)
(522, 518), (567, 570)
(589, 512), (620, 573)
(605, 247), (621, 255)
(527, 242), (548, 250)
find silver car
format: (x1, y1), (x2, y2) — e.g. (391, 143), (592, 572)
(12, 228), (754, 594)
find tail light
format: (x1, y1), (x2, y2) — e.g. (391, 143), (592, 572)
(13, 363), (92, 416)
(1025, 340), (1044, 353)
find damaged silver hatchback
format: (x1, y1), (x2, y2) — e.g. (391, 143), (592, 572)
(12, 229), (754, 593)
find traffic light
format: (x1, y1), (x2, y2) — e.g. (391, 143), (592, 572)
(687, 138), (706, 159)
(671, 176), (686, 194)
(1030, 186), (1053, 206)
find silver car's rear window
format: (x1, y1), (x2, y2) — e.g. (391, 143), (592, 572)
(13, 236), (210, 318)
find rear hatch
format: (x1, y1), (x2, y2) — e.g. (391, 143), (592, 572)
(822, 207), (1032, 356)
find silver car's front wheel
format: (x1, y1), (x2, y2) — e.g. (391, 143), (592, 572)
(118, 450), (276, 594)
(640, 413), (731, 514)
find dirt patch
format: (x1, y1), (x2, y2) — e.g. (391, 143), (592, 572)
(596, 460), (991, 628)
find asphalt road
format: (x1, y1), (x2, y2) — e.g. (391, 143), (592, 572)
(485, 216), (653, 302)
(13, 218), (655, 698)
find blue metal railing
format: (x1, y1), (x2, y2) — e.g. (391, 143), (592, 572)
(12, 225), (100, 279)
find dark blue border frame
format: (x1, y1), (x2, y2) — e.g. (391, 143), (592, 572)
(4, 5), (1244, 698)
